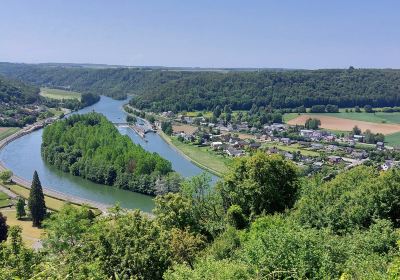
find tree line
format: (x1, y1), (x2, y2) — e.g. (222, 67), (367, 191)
(41, 113), (175, 195)
(1, 153), (400, 279)
(1, 63), (400, 111)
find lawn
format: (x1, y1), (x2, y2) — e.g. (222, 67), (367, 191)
(0, 190), (12, 208)
(48, 107), (68, 117)
(40, 87), (81, 101)
(385, 132), (400, 146)
(283, 113), (302, 122)
(262, 142), (320, 157)
(2, 209), (43, 248)
(306, 112), (400, 124)
(163, 133), (231, 176)
(6, 184), (79, 212)
(185, 111), (213, 118)
(0, 127), (20, 141)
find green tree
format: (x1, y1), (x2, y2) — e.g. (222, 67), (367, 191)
(310, 105), (326, 113)
(0, 170), (13, 183)
(219, 153), (299, 219)
(305, 118), (321, 129)
(364, 104), (374, 113)
(352, 125), (361, 135)
(169, 228), (205, 269)
(364, 129), (378, 144)
(154, 192), (196, 231)
(293, 166), (400, 233)
(126, 114), (136, 124)
(28, 171), (46, 227)
(16, 197), (26, 220)
(326, 104), (339, 113)
(0, 226), (40, 279)
(0, 211), (8, 242)
(43, 204), (93, 253)
(226, 204), (247, 229)
(213, 105), (222, 118)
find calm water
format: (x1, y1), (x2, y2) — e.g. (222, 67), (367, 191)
(0, 96), (214, 212)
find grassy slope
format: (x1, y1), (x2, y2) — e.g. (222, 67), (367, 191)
(40, 87), (81, 101)
(6, 183), (81, 212)
(160, 131), (231, 176)
(0, 127), (20, 141)
(0, 190), (11, 207)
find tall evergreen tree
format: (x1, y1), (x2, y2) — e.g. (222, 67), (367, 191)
(0, 212), (8, 242)
(28, 171), (46, 227)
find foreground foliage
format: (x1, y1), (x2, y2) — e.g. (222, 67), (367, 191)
(1, 154), (400, 279)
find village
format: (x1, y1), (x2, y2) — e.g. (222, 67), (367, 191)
(158, 111), (399, 174)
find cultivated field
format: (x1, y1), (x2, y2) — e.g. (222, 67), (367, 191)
(40, 87), (81, 100)
(288, 114), (400, 135)
(172, 124), (198, 134)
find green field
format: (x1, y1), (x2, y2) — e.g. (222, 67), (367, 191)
(160, 132), (231, 176)
(283, 113), (301, 122)
(40, 87), (81, 101)
(284, 111), (400, 124)
(385, 132), (400, 147)
(0, 127), (20, 141)
(262, 142), (320, 157)
(0, 190), (12, 207)
(313, 112), (400, 124)
(3, 209), (43, 247)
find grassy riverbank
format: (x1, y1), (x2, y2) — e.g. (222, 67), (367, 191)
(158, 131), (230, 177)
(0, 127), (20, 141)
(2, 182), (99, 214)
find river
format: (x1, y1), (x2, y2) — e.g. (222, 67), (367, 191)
(0, 96), (215, 212)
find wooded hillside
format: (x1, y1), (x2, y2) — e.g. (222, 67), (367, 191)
(1, 63), (400, 110)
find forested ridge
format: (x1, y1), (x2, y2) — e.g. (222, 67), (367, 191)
(0, 75), (40, 104)
(41, 113), (175, 195)
(1, 153), (400, 279)
(1, 63), (400, 111)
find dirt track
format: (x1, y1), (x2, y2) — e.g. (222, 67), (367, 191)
(288, 114), (400, 135)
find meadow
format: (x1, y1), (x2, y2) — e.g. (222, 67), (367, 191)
(0, 190), (12, 207)
(284, 110), (400, 124)
(40, 87), (81, 101)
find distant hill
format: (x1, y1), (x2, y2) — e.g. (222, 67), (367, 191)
(1, 62), (400, 111)
(0, 75), (40, 104)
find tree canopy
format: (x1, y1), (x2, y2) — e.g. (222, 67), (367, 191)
(1, 63), (400, 111)
(41, 112), (174, 195)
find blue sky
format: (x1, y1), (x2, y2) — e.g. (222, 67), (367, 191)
(1, 0), (399, 69)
